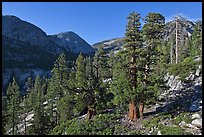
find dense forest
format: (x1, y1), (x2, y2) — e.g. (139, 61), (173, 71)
(2, 12), (202, 135)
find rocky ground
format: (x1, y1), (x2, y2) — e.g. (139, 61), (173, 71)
(118, 64), (202, 135)
(12, 65), (202, 135)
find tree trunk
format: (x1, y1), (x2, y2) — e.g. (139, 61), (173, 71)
(129, 97), (139, 121)
(139, 94), (144, 119)
(139, 57), (148, 119)
(175, 16), (178, 64)
(87, 89), (96, 120)
(170, 42), (173, 64)
(87, 106), (96, 120)
(128, 47), (139, 122)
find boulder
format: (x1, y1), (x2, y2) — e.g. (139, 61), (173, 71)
(191, 119), (202, 128)
(192, 113), (201, 119)
(186, 73), (195, 81)
(157, 130), (162, 135)
(179, 121), (186, 127)
(167, 75), (175, 87)
(195, 69), (200, 76)
(175, 81), (183, 91)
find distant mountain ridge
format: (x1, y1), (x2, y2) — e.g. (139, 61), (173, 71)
(92, 16), (201, 54)
(48, 31), (95, 55)
(2, 15), (63, 54)
(2, 15), (94, 92)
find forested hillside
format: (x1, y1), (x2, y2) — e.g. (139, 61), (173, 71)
(2, 11), (202, 135)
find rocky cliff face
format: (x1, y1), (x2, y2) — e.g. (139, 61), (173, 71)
(163, 16), (196, 41)
(92, 38), (125, 54)
(2, 15), (94, 92)
(2, 15), (63, 54)
(49, 31), (95, 55)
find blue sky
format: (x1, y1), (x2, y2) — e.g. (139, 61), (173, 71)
(2, 2), (202, 45)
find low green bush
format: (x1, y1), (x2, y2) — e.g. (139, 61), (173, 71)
(172, 113), (192, 125)
(168, 57), (198, 81)
(159, 125), (185, 135)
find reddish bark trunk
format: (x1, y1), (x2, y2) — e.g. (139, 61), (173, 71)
(129, 97), (139, 121)
(139, 93), (144, 118)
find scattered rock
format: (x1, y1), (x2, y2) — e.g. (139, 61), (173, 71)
(191, 119), (202, 128)
(195, 69), (200, 77)
(157, 130), (162, 135)
(179, 121), (187, 127)
(186, 123), (195, 128)
(186, 73), (195, 81)
(175, 81), (184, 91)
(192, 113), (201, 119)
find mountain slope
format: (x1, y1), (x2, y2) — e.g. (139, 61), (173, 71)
(49, 31), (95, 55)
(92, 37), (125, 54)
(93, 16), (199, 54)
(163, 15), (196, 41)
(2, 15), (64, 54)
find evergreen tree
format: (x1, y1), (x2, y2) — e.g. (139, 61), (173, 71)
(67, 68), (76, 90)
(21, 95), (29, 135)
(124, 11), (143, 121)
(25, 77), (34, 112)
(97, 45), (109, 81)
(2, 94), (8, 135)
(110, 60), (132, 113)
(6, 78), (21, 135)
(32, 76), (47, 135)
(56, 95), (75, 124)
(107, 50), (115, 79)
(25, 77), (33, 95)
(140, 12), (165, 118)
(48, 52), (69, 98)
(92, 48), (110, 115)
(75, 53), (86, 90)
(46, 53), (70, 129)
(189, 21), (202, 57)
(85, 57), (96, 119)
(71, 53), (88, 117)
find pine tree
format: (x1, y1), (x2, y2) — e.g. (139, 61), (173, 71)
(48, 52), (69, 98)
(32, 76), (47, 135)
(97, 45), (108, 82)
(2, 94), (8, 135)
(67, 68), (76, 90)
(189, 21), (202, 57)
(75, 53), (86, 90)
(25, 77), (33, 95)
(6, 77), (21, 135)
(124, 11), (142, 121)
(110, 60), (132, 113)
(20, 95), (29, 135)
(85, 57), (96, 119)
(69, 53), (87, 117)
(46, 53), (70, 129)
(56, 95), (75, 124)
(140, 12), (165, 118)
(92, 48), (109, 115)
(107, 50), (115, 79)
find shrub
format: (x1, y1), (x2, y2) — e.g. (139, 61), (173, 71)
(51, 114), (123, 135)
(159, 125), (185, 135)
(172, 113), (192, 125)
(168, 57), (198, 81)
